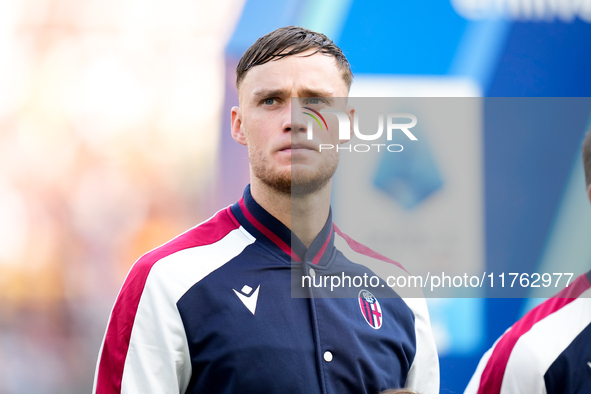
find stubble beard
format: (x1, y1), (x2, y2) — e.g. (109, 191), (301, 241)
(249, 149), (339, 196)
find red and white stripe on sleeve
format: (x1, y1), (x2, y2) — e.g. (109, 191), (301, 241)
(92, 207), (254, 394)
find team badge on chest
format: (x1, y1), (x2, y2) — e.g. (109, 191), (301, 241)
(358, 290), (383, 329)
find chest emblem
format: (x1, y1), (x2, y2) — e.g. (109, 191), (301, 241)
(233, 284), (260, 315)
(358, 290), (383, 329)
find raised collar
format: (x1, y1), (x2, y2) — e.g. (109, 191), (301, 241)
(230, 185), (335, 267)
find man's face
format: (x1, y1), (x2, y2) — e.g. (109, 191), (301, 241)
(231, 50), (351, 195)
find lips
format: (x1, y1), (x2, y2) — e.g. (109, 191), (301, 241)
(279, 142), (317, 152)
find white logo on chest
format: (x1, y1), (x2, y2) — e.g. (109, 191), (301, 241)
(233, 284), (260, 315)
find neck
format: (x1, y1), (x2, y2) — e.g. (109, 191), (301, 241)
(250, 177), (331, 248)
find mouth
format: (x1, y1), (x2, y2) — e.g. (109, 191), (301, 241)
(279, 143), (317, 153)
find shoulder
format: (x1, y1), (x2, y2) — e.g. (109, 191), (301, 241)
(332, 224), (425, 301)
(119, 206), (255, 307)
(466, 272), (591, 394)
(332, 223), (407, 275)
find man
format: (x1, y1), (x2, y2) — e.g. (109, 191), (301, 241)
(93, 26), (439, 394)
(464, 129), (591, 393)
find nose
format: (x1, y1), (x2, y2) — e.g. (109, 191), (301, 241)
(283, 98), (307, 134)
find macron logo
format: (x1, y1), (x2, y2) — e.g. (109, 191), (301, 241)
(233, 284), (260, 315)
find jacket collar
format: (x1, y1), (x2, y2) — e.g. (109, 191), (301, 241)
(230, 185), (335, 267)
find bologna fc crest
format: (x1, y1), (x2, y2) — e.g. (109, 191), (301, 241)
(358, 290), (383, 329)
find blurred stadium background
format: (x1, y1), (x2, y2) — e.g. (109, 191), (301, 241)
(1, 0), (591, 392)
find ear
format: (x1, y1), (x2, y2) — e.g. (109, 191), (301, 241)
(231, 106), (247, 146)
(340, 105), (355, 145)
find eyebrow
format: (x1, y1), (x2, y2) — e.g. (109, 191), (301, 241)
(252, 89), (289, 100)
(251, 87), (336, 100)
(298, 88), (334, 97)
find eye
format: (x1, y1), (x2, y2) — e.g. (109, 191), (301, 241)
(263, 98), (277, 105)
(306, 98), (325, 105)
